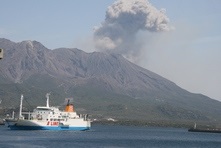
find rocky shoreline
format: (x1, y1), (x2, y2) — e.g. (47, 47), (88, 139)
(92, 119), (221, 129)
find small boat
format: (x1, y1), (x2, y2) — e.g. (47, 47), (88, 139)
(5, 94), (91, 130)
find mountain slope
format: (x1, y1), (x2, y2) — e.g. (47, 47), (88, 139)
(0, 38), (221, 124)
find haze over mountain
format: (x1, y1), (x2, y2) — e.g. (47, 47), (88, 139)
(0, 38), (221, 125)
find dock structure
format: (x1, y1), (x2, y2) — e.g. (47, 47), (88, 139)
(188, 123), (221, 133)
(188, 128), (221, 133)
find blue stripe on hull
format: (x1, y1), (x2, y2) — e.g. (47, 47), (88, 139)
(9, 125), (90, 131)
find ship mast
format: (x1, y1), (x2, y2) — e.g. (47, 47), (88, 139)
(19, 94), (24, 119)
(46, 93), (50, 108)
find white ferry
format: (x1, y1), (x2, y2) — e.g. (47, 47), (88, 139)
(5, 94), (91, 130)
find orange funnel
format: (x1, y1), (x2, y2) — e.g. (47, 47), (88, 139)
(65, 100), (75, 112)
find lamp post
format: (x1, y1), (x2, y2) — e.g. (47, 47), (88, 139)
(0, 48), (3, 59)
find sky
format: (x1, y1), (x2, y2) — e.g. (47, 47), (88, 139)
(1, 0), (221, 101)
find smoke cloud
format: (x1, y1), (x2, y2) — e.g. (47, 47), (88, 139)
(94, 0), (173, 60)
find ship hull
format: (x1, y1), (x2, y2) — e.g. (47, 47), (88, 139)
(5, 119), (91, 131)
(9, 125), (90, 131)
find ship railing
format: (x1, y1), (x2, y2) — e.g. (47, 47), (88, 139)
(79, 114), (89, 121)
(68, 114), (89, 121)
(21, 111), (33, 120)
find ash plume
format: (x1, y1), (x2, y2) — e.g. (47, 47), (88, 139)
(94, 0), (173, 60)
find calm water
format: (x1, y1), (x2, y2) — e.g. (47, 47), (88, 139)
(0, 125), (221, 148)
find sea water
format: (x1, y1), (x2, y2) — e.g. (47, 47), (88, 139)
(0, 125), (221, 148)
